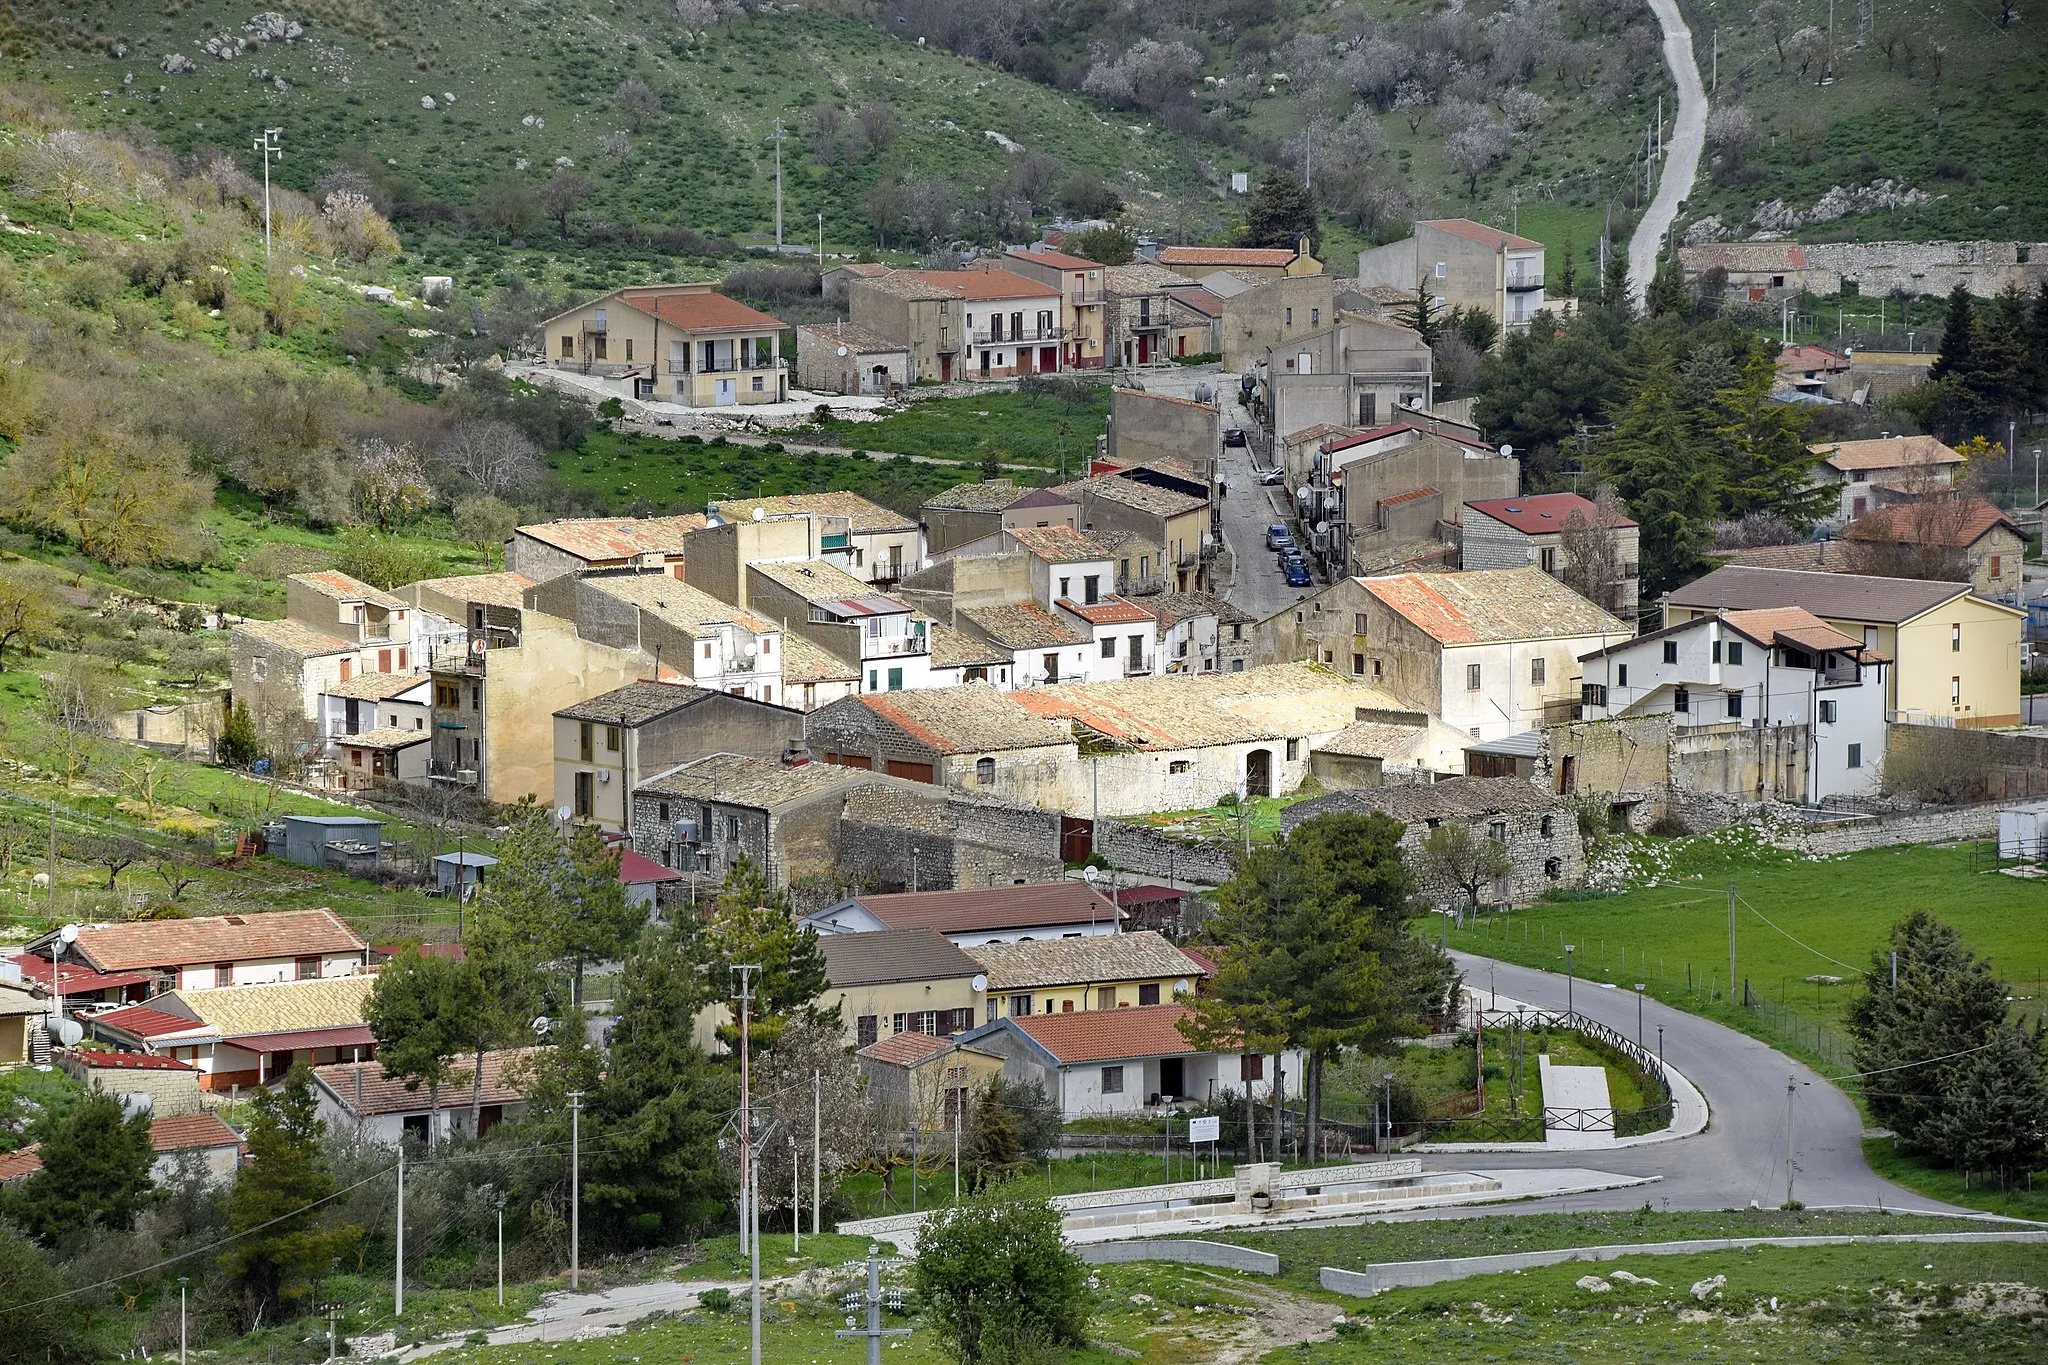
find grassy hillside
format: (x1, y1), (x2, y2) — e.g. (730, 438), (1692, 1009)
(9, 1), (1207, 294)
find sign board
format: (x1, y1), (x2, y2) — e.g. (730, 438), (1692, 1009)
(1188, 1115), (1221, 1144)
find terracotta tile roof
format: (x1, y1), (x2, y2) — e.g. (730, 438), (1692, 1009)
(150, 1113), (241, 1153)
(313, 1048), (539, 1117)
(234, 618), (355, 657)
(335, 726), (432, 752)
(1005, 524), (1123, 564)
(556, 680), (721, 725)
(1778, 344), (1849, 372)
(857, 1031), (953, 1066)
(749, 558), (907, 608)
(1008, 247), (1101, 270)
(289, 570), (406, 609)
(1315, 719), (1430, 760)
(235, 1025), (379, 1052)
(514, 516), (708, 563)
(779, 630), (860, 683)
(94, 1005), (209, 1040)
(1466, 492), (1636, 534)
(1012, 1002), (1205, 1064)
(1166, 286), (1223, 318)
(324, 671), (431, 702)
(846, 880), (1121, 935)
(1815, 435), (1964, 473)
(1418, 217), (1541, 250)
(1158, 246), (1299, 268)
(821, 927), (983, 989)
(1063, 475), (1207, 519)
(10, 954), (159, 998)
(829, 262), (893, 279)
(1723, 607), (1866, 655)
(924, 479), (1022, 513)
(59, 1048), (194, 1072)
(1286, 775), (1562, 829)
(639, 752), (872, 810)
(1057, 595), (1156, 626)
(1720, 542), (1854, 573)
(960, 601), (1086, 651)
(405, 572), (537, 610)
(0, 1146), (43, 1182)
(1359, 568), (1629, 646)
(1012, 663), (1399, 751)
(1840, 499), (2020, 550)
(965, 930), (1205, 992)
(929, 623), (1011, 669)
(616, 849), (682, 886)
(1143, 590), (1252, 629)
(621, 287), (786, 333)
(711, 491), (914, 534)
(1667, 565), (1976, 625)
(46, 909), (367, 974)
(796, 320), (908, 355)
(1379, 486), (1440, 509)
(168, 976), (378, 1040)
(583, 573), (775, 637)
(908, 269), (1060, 302)
(856, 686), (1073, 756)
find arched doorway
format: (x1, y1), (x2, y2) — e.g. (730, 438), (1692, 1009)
(1245, 748), (1272, 798)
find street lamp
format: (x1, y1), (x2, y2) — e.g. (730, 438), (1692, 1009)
(1563, 944), (1576, 1017)
(179, 1276), (190, 1365)
(1635, 983), (1646, 1047)
(1657, 1024), (1664, 1072)
(1382, 1071), (1395, 1151)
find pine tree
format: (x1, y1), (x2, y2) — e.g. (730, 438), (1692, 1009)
(1558, 231), (1578, 299)
(1710, 343), (1835, 529)
(1393, 279), (1442, 345)
(219, 1065), (358, 1325)
(1592, 352), (1715, 597)
(362, 948), (474, 1146)
(701, 856), (835, 1051)
(1974, 284), (2032, 426)
(1599, 244), (1632, 319)
(2029, 281), (2048, 408)
(2, 1092), (158, 1244)
(1645, 257), (1690, 319)
(1242, 172), (1318, 252)
(558, 824), (646, 1001)
(1922, 1025), (2048, 1191)
(963, 1083), (1029, 1191)
(218, 699), (259, 768)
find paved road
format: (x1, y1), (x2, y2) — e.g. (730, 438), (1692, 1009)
(1424, 950), (1976, 1217)
(1629, 0), (1708, 304)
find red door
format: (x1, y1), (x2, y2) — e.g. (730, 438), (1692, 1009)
(940, 354), (952, 381)
(1137, 336), (1150, 364)
(1040, 345), (1058, 372)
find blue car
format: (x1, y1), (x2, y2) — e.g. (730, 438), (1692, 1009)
(1265, 523), (1292, 550)
(1284, 561), (1312, 587)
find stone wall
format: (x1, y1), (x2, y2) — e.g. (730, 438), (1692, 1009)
(1094, 820), (1239, 886)
(1802, 240), (2048, 301)
(1078, 1240), (1279, 1274)
(1786, 801), (2010, 857)
(1885, 723), (2048, 804)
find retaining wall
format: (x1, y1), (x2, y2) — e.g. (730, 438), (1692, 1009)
(1787, 800), (2015, 857)
(1095, 819), (1238, 886)
(1079, 1240), (1278, 1274)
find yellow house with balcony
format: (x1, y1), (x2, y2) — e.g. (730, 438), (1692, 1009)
(999, 247), (1108, 370)
(965, 931), (1209, 1024)
(539, 284), (788, 408)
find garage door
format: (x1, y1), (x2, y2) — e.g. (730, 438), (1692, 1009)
(885, 760), (936, 783)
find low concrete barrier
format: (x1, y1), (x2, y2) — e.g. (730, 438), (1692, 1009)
(1078, 1240), (1279, 1274)
(1319, 1229), (2048, 1298)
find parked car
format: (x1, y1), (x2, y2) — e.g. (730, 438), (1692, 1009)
(1265, 524), (1292, 550)
(1223, 427), (1248, 447)
(1284, 561), (1313, 587)
(1278, 546), (1306, 569)
(1257, 467), (1285, 486)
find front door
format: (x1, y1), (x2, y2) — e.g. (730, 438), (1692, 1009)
(714, 378), (738, 406)
(1040, 345), (1058, 372)
(1137, 335), (1150, 364)
(940, 354), (953, 381)
(1160, 1057), (1185, 1102)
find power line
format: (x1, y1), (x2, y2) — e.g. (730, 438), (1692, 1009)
(1736, 892), (1864, 975)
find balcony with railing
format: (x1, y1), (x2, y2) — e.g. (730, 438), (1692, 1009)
(971, 326), (1065, 346)
(429, 628), (520, 675)
(861, 632), (929, 659)
(1122, 654), (1154, 677)
(1069, 287), (1105, 306)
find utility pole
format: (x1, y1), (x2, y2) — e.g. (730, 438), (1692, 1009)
(951, 1040), (962, 1204)
(1712, 27), (1719, 92)
(394, 1146), (405, 1318)
(791, 1134), (801, 1253)
(773, 119), (784, 247)
(1785, 1075), (1798, 1205)
(812, 1070), (821, 1237)
(1727, 884), (1739, 1006)
(1825, 0), (1836, 82)
(733, 963), (762, 1365)
(836, 1246), (911, 1364)
(568, 1090), (582, 1289)
(252, 127), (281, 262)
(496, 1195), (505, 1307)
(179, 1276), (189, 1365)
(1564, 944), (1576, 1015)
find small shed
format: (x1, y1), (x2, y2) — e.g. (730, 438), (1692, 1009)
(1997, 801), (2048, 862)
(616, 848), (683, 912)
(433, 851), (499, 900)
(281, 815), (386, 873)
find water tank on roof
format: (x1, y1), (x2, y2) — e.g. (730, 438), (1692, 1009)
(1193, 383), (1213, 405)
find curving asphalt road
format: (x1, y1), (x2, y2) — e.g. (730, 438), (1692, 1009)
(1628, 0), (1709, 305)
(1418, 950), (1977, 1218)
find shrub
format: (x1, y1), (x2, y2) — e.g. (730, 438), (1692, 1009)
(697, 1287), (731, 1312)
(914, 1191), (1087, 1364)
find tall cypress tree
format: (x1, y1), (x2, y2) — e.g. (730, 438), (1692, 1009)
(219, 1066), (358, 1325)
(1242, 172), (1318, 251)
(1711, 342), (1835, 528)
(1593, 352), (1714, 596)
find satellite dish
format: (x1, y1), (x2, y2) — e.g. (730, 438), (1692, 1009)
(531, 1015), (553, 1036)
(1173, 978), (1191, 994)
(1498, 444), (1514, 459)
(556, 805), (572, 822)
(59, 924), (79, 944)
(52, 1019), (83, 1047)
(836, 346), (849, 358)
(970, 974), (988, 993)
(1315, 520), (1330, 535)
(744, 641), (759, 657)
(1081, 866), (1100, 886)
(752, 507), (766, 522)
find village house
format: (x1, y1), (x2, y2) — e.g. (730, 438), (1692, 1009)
(1263, 319), (1436, 441)
(91, 975), (378, 1091)
(1809, 435), (1965, 523)
(1675, 241), (1832, 300)
(503, 517), (706, 584)
(1305, 710), (1438, 789)
(1154, 237), (1323, 280)
(830, 781), (1067, 895)
(745, 559), (935, 694)
(852, 270), (1067, 381)
(991, 247), (1107, 370)
(955, 600), (1093, 688)
(936, 524), (1164, 621)
(965, 931), (1208, 1024)
(1148, 590), (1254, 676)
(626, 752), (877, 896)
(330, 724), (432, 791)
(800, 880), (1124, 948)
(1356, 219), (1547, 336)
(780, 631), (863, 712)
(1061, 466), (1214, 593)
(1839, 498), (2026, 599)
(846, 271), (967, 383)
(955, 1003), (1299, 1117)
(1103, 262), (1195, 367)
(1287, 777), (1583, 906)
(146, 1112), (247, 1183)
(312, 1048), (537, 1144)
(793, 320), (910, 397)
(538, 283), (789, 406)
(821, 260), (892, 304)
(708, 491), (926, 588)
(527, 571), (787, 704)
(58, 1047), (205, 1116)
(1776, 344), (1851, 397)
(816, 928), (987, 1048)
(8, 950), (157, 1009)
(927, 623), (1017, 689)
(1054, 594), (1162, 682)
(1575, 606), (1890, 800)
(317, 671), (430, 755)
(27, 909), (368, 996)
(1665, 565), (2024, 727)
(922, 479), (1026, 557)
(230, 571), (421, 731)
(1102, 388), (1220, 480)
(1214, 272), (1339, 373)
(806, 684), (1078, 791)
(552, 681), (805, 831)
(856, 1032), (1008, 1133)
(1164, 284), (1224, 359)
(1295, 418), (1511, 578)
(1463, 493), (1643, 620)
(401, 572), (543, 674)
(0, 977), (40, 1070)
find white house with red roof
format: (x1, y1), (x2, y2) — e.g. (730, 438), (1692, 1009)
(27, 908), (368, 996)
(1357, 218), (1546, 335)
(953, 1002), (1303, 1118)
(994, 247), (1106, 369)
(920, 269), (1067, 380)
(1464, 493), (1642, 619)
(539, 283), (789, 406)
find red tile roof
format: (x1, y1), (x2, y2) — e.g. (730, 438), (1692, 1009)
(312, 1048), (537, 1117)
(857, 1031), (953, 1066)
(1166, 286), (1223, 318)
(1840, 499), (2020, 550)
(1013, 1003), (1206, 1064)
(850, 881), (1122, 935)
(47, 909), (367, 974)
(622, 288), (786, 333)
(237, 1024), (378, 1053)
(1057, 595), (1156, 626)
(95, 1005), (205, 1040)
(1379, 486), (1440, 509)
(0, 1145), (43, 1182)
(150, 1113), (241, 1153)
(1418, 217), (1541, 250)
(1158, 246), (1299, 267)
(8, 953), (158, 997)
(1466, 492), (1636, 535)
(60, 1048), (195, 1072)
(616, 849), (683, 885)
(910, 269), (1061, 302)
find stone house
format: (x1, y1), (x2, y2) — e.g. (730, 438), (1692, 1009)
(1103, 262), (1194, 367)
(820, 261), (891, 305)
(1357, 219), (1547, 336)
(230, 570), (421, 733)
(1104, 388), (1219, 479)
(1809, 435), (1964, 524)
(806, 684), (1079, 791)
(58, 1048), (204, 1116)
(1264, 319), (1435, 441)
(780, 632), (862, 713)
(831, 781), (1067, 895)
(1155, 238), (1323, 280)
(1463, 492), (1642, 620)
(1146, 590), (1253, 676)
(537, 283), (789, 407)
(1283, 776), (1582, 907)
(1306, 711), (1437, 789)
(956, 600), (1094, 688)
(1215, 272), (1338, 373)
(627, 752), (876, 896)
(1165, 285), (1223, 359)
(921, 479), (1026, 556)
(1060, 466), (1214, 593)
(846, 271), (966, 383)
(503, 516), (706, 584)
(793, 320), (910, 397)
(552, 681), (804, 832)
(1839, 498), (2025, 599)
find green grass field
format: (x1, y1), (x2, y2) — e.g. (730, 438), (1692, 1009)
(814, 388), (1112, 474)
(550, 430), (972, 519)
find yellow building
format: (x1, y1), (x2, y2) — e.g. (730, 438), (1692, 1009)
(856, 1032), (1008, 1133)
(1666, 566), (2024, 727)
(0, 980), (39, 1069)
(998, 248), (1108, 371)
(538, 283), (788, 408)
(693, 927), (988, 1054)
(965, 931), (1208, 1023)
